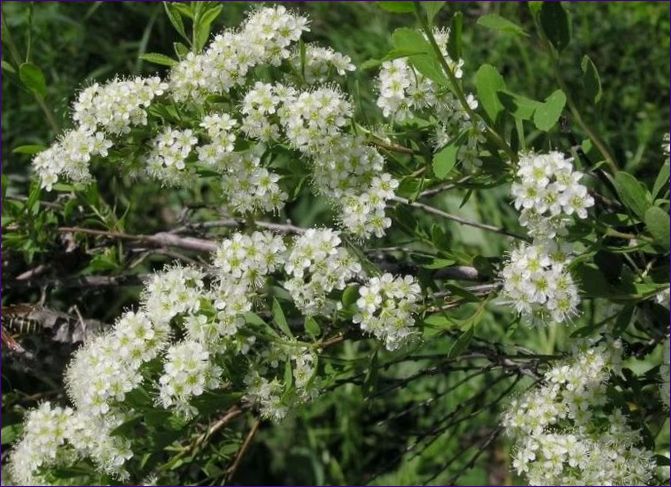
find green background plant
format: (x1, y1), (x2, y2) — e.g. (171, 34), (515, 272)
(2, 2), (669, 485)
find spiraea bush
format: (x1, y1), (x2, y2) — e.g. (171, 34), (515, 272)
(2, 2), (669, 485)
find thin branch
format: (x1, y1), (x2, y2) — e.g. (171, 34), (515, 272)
(419, 176), (472, 198)
(225, 419), (261, 482)
(171, 219), (305, 235)
(391, 196), (528, 241)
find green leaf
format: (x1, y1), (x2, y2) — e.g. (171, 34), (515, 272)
(139, 53), (178, 67)
(424, 2), (445, 25)
(391, 28), (447, 86)
(378, 2), (414, 13)
(581, 55), (602, 104)
(433, 143), (459, 179)
(474, 64), (506, 123)
(497, 90), (540, 120)
(362, 350), (379, 396)
(476, 13), (528, 36)
(422, 258), (455, 270)
(539, 2), (570, 52)
(574, 264), (611, 298)
(304, 317), (321, 339)
(173, 41), (190, 58)
(447, 12), (463, 61)
(2, 60), (16, 74)
(164, 2), (189, 43)
(342, 285), (360, 307)
(360, 58), (383, 70)
(645, 206), (670, 249)
(194, 4), (223, 52)
(652, 161), (669, 199)
(19, 62), (46, 98)
(533, 89), (566, 131)
(272, 298), (293, 338)
(12, 144), (45, 155)
(447, 326), (474, 358)
(1, 424), (23, 445)
(613, 171), (652, 220)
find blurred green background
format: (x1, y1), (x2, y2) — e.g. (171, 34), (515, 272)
(2, 2), (669, 485)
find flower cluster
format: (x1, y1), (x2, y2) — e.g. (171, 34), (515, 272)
(243, 371), (287, 422)
(142, 264), (205, 325)
(66, 311), (169, 417)
(213, 231), (287, 286)
(145, 127), (198, 185)
(8, 403), (132, 485)
(158, 340), (222, 418)
(499, 241), (580, 325)
(511, 151), (595, 239)
(197, 113), (238, 162)
(284, 228), (362, 315)
(169, 6), (308, 101)
(502, 341), (655, 485)
(73, 77), (167, 135)
(354, 273), (421, 350)
(294, 44), (356, 84)
(376, 29), (463, 122)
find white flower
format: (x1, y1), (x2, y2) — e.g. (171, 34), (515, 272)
(499, 241), (580, 325)
(295, 44), (356, 84)
(353, 273), (421, 350)
(158, 340), (222, 418)
(511, 151), (595, 239)
(145, 127), (198, 185)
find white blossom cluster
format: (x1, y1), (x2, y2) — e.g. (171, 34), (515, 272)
(243, 371), (288, 422)
(213, 231), (287, 287)
(375, 29), (485, 169)
(33, 77), (167, 190)
(73, 77), (168, 135)
(169, 6), (308, 101)
(512, 151), (595, 239)
(145, 127), (198, 185)
(8, 401), (133, 485)
(499, 240), (580, 325)
(32, 128), (113, 190)
(354, 273), (421, 350)
(376, 29), (463, 122)
(158, 340), (222, 418)
(502, 340), (656, 485)
(500, 151), (594, 325)
(197, 113), (238, 161)
(284, 228), (363, 315)
(294, 44), (356, 84)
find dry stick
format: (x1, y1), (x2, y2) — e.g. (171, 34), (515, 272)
(225, 419), (261, 482)
(59, 226), (218, 253)
(171, 219), (305, 235)
(419, 176), (473, 198)
(391, 196), (529, 241)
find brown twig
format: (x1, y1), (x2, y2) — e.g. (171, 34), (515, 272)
(171, 219), (306, 235)
(392, 196), (528, 241)
(225, 419), (261, 482)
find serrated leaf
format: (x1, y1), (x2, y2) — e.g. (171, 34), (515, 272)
(540, 2), (570, 52)
(378, 2), (415, 13)
(194, 4), (223, 52)
(272, 298), (293, 338)
(645, 206), (670, 249)
(139, 52), (178, 67)
(422, 258), (455, 270)
(613, 171), (652, 220)
(476, 13), (528, 36)
(474, 64), (506, 123)
(581, 55), (602, 104)
(12, 144), (45, 155)
(360, 58), (382, 70)
(19, 62), (46, 98)
(433, 143), (459, 179)
(173, 41), (189, 58)
(533, 89), (566, 131)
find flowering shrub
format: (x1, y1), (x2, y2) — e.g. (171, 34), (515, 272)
(3, 2), (669, 485)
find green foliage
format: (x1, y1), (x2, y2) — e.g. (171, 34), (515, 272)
(2, 2), (669, 486)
